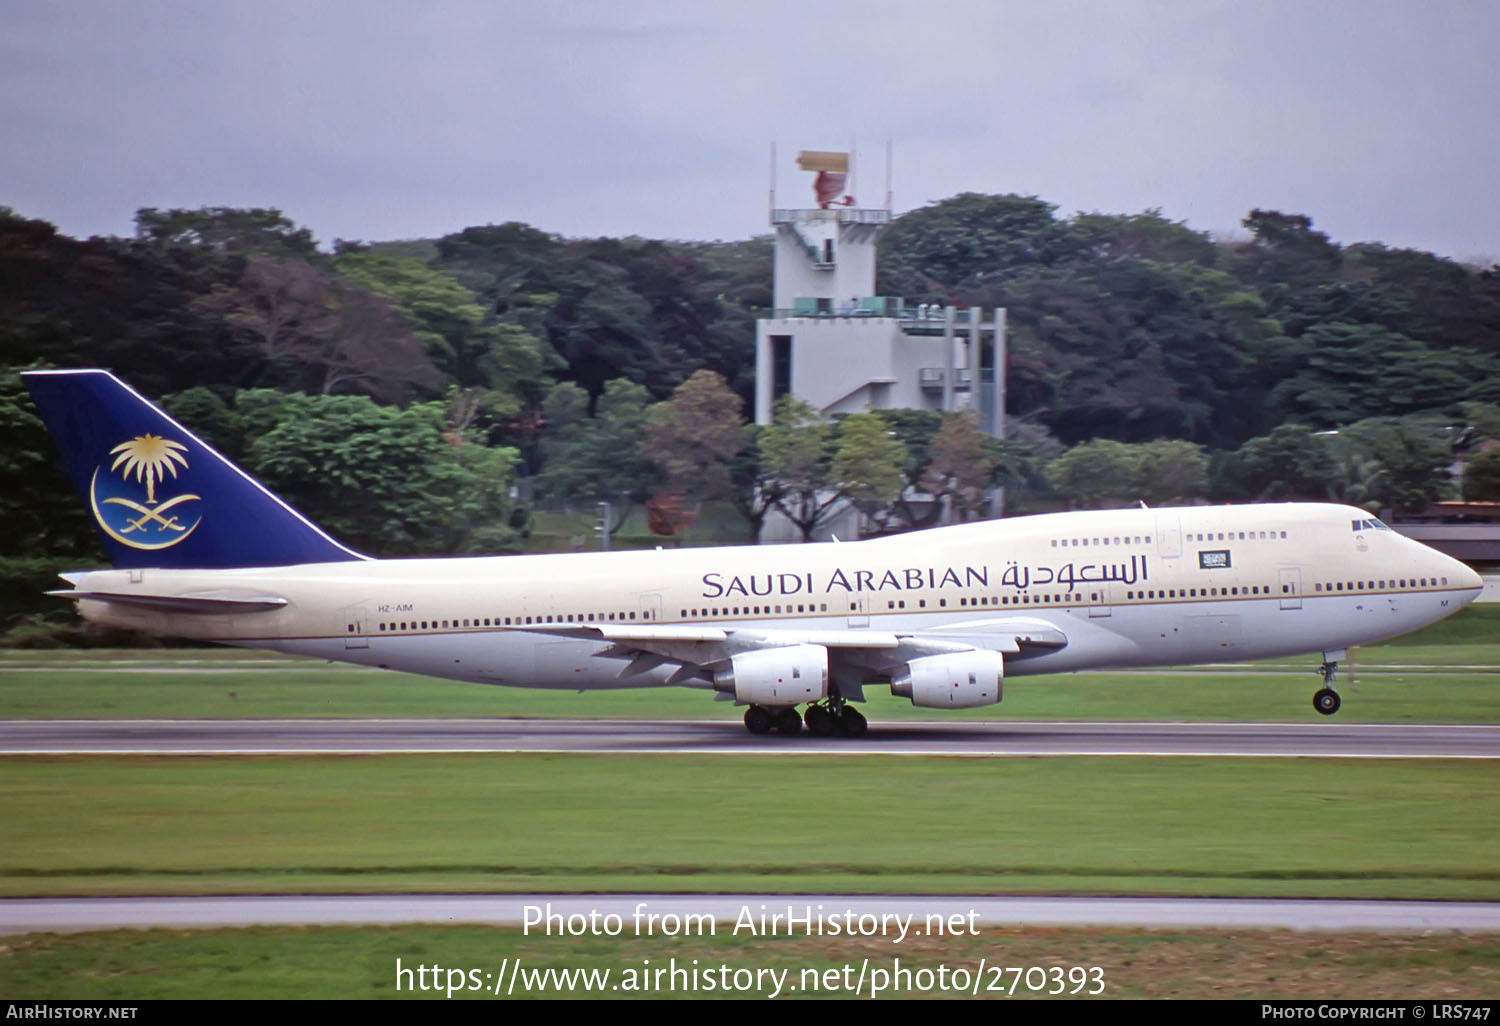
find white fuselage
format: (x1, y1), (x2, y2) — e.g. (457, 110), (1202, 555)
(66, 503), (1483, 695)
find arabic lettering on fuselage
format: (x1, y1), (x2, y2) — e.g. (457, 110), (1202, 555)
(699, 556), (1148, 598)
(1000, 554), (1148, 591)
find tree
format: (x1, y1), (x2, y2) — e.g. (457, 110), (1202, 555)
(1068, 209), (1222, 267)
(1339, 417), (1455, 514)
(758, 397), (840, 542)
(237, 391), (520, 556)
(921, 412), (997, 521)
(1134, 440), (1209, 505)
(134, 207), (318, 259)
(1044, 440), (1142, 508)
(1045, 438), (1209, 508)
(534, 379), (651, 530)
(728, 423), (778, 542)
(877, 193), (1082, 298)
(1266, 322), (1480, 429)
(830, 411), (907, 517)
(872, 408), (946, 530)
(205, 259), (441, 401)
(1232, 209), (1342, 288)
(1462, 447), (1500, 501)
(641, 370), (744, 506)
(1214, 424), (1338, 502)
(334, 249), (548, 416)
(965, 257), (1275, 448)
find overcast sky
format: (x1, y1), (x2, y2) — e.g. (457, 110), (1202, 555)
(4, 0), (1497, 261)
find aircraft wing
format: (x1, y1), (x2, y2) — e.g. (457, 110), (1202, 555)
(525, 618), (1067, 688)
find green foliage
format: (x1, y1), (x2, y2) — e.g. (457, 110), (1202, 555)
(641, 370), (744, 503)
(1462, 448), (1500, 501)
(203, 257), (444, 402)
(1134, 440), (1210, 505)
(433, 225), (756, 405)
(534, 379), (650, 520)
(877, 193), (1083, 297)
(1213, 424), (1338, 502)
(868, 408), (945, 528)
(1045, 440), (1138, 508)
(6, 191), (1500, 570)
(758, 396), (840, 541)
(758, 396), (832, 492)
(830, 410), (906, 510)
(1045, 439), (1208, 508)
(134, 207), (318, 259)
(1069, 209), (1223, 267)
(1337, 417), (1454, 514)
(967, 257), (1273, 446)
(1461, 402), (1500, 441)
(728, 423), (776, 542)
(921, 412), (998, 521)
(240, 392), (519, 555)
(333, 250), (547, 416)
(1267, 322), (1481, 428)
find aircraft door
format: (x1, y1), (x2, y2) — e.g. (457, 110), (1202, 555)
(339, 604), (370, 649)
(847, 596), (869, 628)
(1088, 583), (1113, 618)
(1278, 568), (1303, 611)
(638, 592), (663, 623)
(1156, 516), (1182, 559)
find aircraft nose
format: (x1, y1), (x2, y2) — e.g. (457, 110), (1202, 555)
(1448, 554), (1484, 604)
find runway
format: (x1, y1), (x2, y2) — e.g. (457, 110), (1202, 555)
(3, 893), (1498, 935)
(3, 717), (1499, 757)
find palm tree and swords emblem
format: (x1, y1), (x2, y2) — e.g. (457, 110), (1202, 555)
(88, 434), (203, 550)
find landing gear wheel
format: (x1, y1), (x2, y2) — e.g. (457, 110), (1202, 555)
(744, 706), (772, 734)
(775, 708), (802, 734)
(839, 706), (868, 737)
(1313, 654), (1343, 717)
(804, 705), (837, 736)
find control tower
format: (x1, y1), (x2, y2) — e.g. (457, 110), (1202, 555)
(754, 150), (1005, 434)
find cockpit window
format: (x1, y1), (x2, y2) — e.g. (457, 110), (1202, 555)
(1351, 518), (1393, 532)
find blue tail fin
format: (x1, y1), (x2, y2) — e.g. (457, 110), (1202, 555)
(24, 369), (367, 569)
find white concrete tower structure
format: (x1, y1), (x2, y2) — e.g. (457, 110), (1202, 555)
(754, 150), (1006, 436)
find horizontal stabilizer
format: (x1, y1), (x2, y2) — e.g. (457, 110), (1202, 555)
(49, 589), (288, 614)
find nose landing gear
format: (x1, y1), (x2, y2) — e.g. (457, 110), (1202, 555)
(1313, 651), (1344, 715)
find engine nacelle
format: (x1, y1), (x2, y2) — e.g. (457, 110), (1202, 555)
(890, 651), (1004, 709)
(714, 644), (829, 707)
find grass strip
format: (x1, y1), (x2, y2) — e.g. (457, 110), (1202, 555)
(3, 754), (1496, 900)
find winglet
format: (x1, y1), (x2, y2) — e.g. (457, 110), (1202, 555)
(24, 369), (367, 569)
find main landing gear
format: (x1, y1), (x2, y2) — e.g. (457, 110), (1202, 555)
(802, 700), (867, 738)
(742, 699), (868, 737)
(743, 706), (804, 735)
(1313, 652), (1343, 716)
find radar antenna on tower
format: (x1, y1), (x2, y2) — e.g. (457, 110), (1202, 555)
(797, 151), (855, 208)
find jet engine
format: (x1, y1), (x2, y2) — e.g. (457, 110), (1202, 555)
(890, 651), (1004, 708)
(714, 644), (829, 706)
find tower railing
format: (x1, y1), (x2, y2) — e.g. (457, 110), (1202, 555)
(770, 208), (891, 226)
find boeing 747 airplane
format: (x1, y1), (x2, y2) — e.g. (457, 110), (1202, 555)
(25, 369), (1484, 736)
